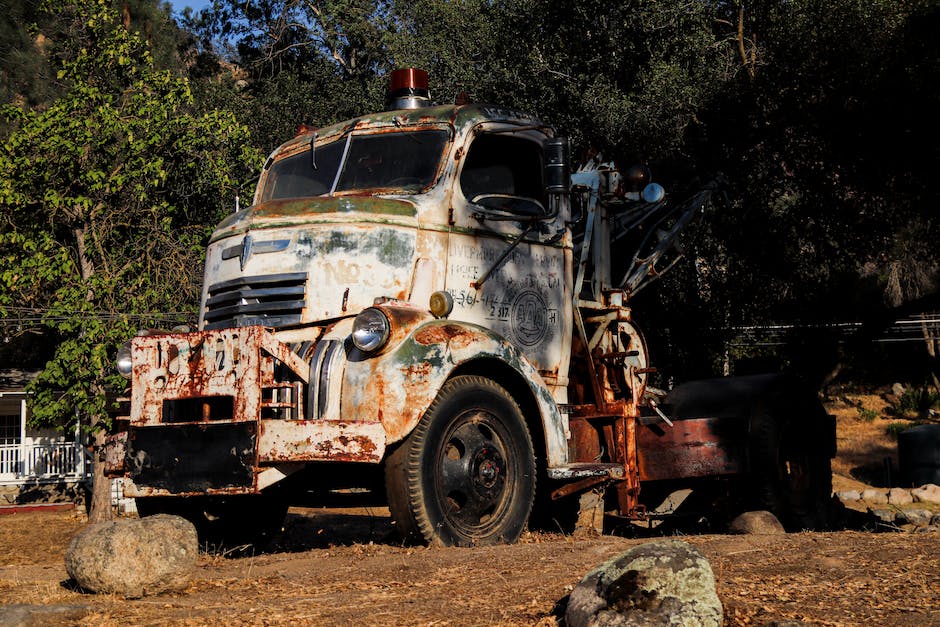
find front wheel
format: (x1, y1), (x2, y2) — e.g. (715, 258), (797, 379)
(385, 375), (536, 546)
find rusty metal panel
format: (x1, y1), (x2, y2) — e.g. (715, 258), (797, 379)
(124, 422), (258, 496)
(636, 416), (748, 482)
(257, 419), (385, 464)
(445, 225), (570, 378)
(130, 327), (266, 426)
(341, 314), (570, 468)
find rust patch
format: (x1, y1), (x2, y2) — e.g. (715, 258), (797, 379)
(257, 417), (385, 464)
(402, 361), (432, 381)
(636, 416), (748, 481)
(413, 323), (476, 347)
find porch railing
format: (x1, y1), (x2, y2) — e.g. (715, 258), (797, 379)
(0, 442), (87, 485)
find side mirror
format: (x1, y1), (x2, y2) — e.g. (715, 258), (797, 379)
(544, 137), (570, 194)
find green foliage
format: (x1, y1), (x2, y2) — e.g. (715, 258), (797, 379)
(857, 407), (879, 422)
(0, 0), (258, 433)
(0, 0), (202, 113)
(388, 0), (728, 162)
(890, 387), (940, 416)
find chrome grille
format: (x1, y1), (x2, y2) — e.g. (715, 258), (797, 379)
(203, 272), (306, 330)
(306, 339), (344, 420)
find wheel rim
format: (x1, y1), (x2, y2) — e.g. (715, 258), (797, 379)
(434, 410), (513, 536)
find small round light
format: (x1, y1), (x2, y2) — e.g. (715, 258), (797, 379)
(116, 341), (133, 378)
(351, 308), (390, 352)
(641, 182), (665, 203)
(429, 291), (454, 318)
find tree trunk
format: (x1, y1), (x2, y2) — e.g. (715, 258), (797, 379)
(922, 315), (940, 395)
(87, 430), (114, 523)
(73, 224), (114, 522)
(87, 415), (114, 523)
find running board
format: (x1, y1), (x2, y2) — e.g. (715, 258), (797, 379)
(547, 462), (625, 480)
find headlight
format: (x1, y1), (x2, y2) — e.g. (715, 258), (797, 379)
(351, 308), (390, 352)
(115, 341), (133, 378)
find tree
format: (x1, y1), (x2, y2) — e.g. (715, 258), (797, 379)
(0, 0), (257, 521)
(184, 0), (395, 151)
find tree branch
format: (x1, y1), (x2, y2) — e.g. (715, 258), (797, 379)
(738, 4), (755, 80)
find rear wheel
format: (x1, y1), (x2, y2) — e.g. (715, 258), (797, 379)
(748, 407), (832, 530)
(385, 375), (536, 546)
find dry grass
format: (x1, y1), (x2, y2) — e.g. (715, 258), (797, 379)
(0, 394), (937, 625)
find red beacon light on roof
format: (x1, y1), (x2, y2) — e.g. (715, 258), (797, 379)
(386, 68), (431, 111)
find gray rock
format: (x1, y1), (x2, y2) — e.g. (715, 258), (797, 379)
(65, 514), (198, 598)
(861, 489), (888, 504)
(932, 513), (940, 527)
(835, 490), (861, 502)
(868, 508), (900, 524)
(566, 540), (722, 627)
(911, 484), (940, 504)
(729, 511), (785, 535)
(0, 604), (90, 627)
(892, 382), (906, 396)
(899, 509), (933, 525)
(887, 488), (913, 505)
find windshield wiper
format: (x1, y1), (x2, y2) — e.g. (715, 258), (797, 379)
(310, 132), (317, 170)
(329, 134), (354, 196)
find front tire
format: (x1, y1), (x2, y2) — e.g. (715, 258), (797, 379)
(385, 375), (536, 546)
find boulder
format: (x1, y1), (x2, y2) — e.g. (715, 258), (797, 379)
(911, 484), (940, 504)
(899, 509), (933, 526)
(566, 540), (722, 627)
(729, 511), (785, 535)
(887, 488), (913, 505)
(861, 489), (888, 504)
(868, 509), (899, 525)
(65, 514), (198, 598)
(835, 490), (861, 502)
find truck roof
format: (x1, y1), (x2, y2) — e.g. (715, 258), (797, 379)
(275, 103), (550, 155)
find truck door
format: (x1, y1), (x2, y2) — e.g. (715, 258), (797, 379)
(446, 127), (572, 393)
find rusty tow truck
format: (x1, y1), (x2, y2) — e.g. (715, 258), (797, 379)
(107, 69), (835, 546)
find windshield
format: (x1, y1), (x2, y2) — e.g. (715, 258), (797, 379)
(261, 129), (449, 201)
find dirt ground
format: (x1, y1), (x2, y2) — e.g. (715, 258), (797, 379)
(1, 394), (938, 626)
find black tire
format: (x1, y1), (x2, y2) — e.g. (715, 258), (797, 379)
(136, 492), (288, 551)
(748, 409), (832, 531)
(385, 375), (536, 546)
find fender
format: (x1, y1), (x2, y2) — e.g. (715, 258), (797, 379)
(338, 304), (569, 468)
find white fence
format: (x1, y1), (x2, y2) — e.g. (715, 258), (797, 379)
(0, 442), (86, 485)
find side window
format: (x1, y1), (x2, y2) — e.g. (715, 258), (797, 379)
(460, 134), (544, 209)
